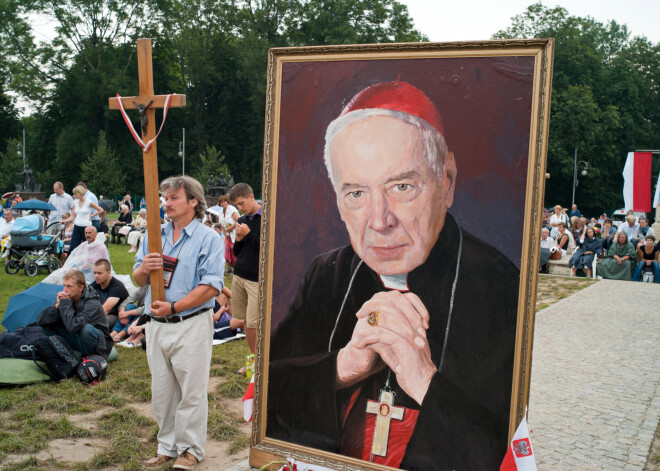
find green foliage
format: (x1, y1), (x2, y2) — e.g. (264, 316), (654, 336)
(495, 3), (660, 216)
(192, 145), (231, 193)
(0, 138), (24, 193)
(1, 0), (423, 196)
(80, 131), (127, 197)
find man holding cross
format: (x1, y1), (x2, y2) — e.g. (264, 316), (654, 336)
(133, 176), (224, 469)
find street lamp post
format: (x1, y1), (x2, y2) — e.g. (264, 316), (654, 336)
(571, 148), (589, 206)
(178, 128), (185, 175)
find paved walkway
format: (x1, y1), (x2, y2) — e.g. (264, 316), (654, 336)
(529, 280), (660, 470)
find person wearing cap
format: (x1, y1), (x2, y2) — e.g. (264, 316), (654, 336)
(268, 82), (519, 469)
(133, 175), (224, 470)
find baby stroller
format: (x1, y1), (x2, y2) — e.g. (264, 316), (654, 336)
(3, 214), (64, 276)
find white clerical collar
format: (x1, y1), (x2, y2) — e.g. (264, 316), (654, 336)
(379, 273), (409, 291)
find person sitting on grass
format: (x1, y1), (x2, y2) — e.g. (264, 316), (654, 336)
(569, 226), (602, 278)
(111, 285), (148, 344)
(212, 287), (245, 342)
(90, 259), (129, 329)
(37, 269), (113, 359)
(632, 235), (660, 283)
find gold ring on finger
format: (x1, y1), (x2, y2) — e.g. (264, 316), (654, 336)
(367, 311), (379, 327)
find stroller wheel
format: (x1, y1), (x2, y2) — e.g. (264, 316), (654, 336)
(47, 259), (61, 273)
(5, 260), (20, 275)
(24, 262), (39, 277)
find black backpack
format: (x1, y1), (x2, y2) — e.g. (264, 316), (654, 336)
(76, 355), (108, 385)
(0, 324), (46, 359)
(32, 335), (79, 381)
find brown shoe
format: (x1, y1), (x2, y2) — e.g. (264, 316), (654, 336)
(173, 450), (199, 470)
(143, 454), (173, 467)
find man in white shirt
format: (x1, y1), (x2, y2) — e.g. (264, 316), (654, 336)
(0, 211), (15, 238)
(618, 215), (640, 248)
(47, 182), (74, 233)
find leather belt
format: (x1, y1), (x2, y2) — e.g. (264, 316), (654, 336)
(148, 308), (209, 324)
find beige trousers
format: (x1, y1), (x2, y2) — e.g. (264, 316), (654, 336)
(145, 310), (213, 460)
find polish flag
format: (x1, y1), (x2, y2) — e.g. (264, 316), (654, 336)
(622, 152), (653, 212)
(500, 416), (537, 471)
(243, 376), (255, 422)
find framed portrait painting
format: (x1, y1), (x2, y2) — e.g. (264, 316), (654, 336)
(252, 39), (554, 471)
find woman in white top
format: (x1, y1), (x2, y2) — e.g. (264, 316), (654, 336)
(218, 195), (239, 268)
(62, 185), (105, 254)
(549, 204), (567, 238)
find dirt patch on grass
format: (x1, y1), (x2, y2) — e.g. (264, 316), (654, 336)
(2, 437), (107, 465)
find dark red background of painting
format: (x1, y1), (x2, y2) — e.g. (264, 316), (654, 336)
(270, 56), (535, 330)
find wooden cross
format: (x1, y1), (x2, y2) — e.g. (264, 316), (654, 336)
(366, 390), (405, 458)
(108, 38), (186, 303)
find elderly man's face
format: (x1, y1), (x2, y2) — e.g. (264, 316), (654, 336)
(84, 227), (97, 243)
(541, 229), (549, 239)
(330, 116), (456, 275)
(5, 212), (13, 222)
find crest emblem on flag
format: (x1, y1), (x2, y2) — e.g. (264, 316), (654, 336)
(513, 438), (532, 457)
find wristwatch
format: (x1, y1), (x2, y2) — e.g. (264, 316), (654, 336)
(170, 302), (177, 314)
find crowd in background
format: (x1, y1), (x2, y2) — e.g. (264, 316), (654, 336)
(540, 204), (658, 283)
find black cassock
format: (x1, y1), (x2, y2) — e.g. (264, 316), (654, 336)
(268, 214), (519, 470)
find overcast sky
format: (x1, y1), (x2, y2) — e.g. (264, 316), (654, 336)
(400, 0), (660, 43)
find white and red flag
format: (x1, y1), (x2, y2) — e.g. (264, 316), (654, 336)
(622, 152), (653, 212)
(243, 375), (255, 422)
(500, 416), (537, 471)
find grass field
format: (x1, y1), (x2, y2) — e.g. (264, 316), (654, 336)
(0, 231), (251, 470)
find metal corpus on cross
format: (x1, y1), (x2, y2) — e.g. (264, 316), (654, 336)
(108, 38), (186, 303)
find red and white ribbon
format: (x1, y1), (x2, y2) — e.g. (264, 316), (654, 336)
(115, 93), (173, 152)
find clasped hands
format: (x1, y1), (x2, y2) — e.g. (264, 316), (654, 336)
(336, 291), (436, 405)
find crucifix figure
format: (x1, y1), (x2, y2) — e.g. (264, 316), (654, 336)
(108, 38), (186, 303)
(132, 99), (153, 134)
(365, 389), (405, 459)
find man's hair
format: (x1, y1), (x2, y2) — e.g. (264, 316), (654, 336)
(160, 175), (207, 220)
(54, 181), (63, 189)
(218, 195), (230, 204)
(72, 185), (86, 197)
(229, 183), (254, 202)
(76, 181), (88, 190)
(63, 270), (86, 287)
(324, 108), (449, 189)
(626, 214), (636, 223)
(94, 259), (111, 272)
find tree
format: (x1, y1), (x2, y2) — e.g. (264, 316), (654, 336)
(0, 138), (24, 193)
(495, 3), (660, 216)
(80, 131), (126, 197)
(191, 145), (230, 193)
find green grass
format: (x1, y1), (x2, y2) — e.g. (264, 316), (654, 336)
(0, 241), (250, 469)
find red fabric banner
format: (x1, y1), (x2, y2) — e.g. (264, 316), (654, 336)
(633, 152), (652, 212)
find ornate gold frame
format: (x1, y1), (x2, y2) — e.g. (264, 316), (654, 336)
(252, 39), (554, 470)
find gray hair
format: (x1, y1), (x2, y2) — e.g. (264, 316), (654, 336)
(160, 175), (207, 220)
(323, 108), (449, 191)
(139, 208), (147, 216)
(120, 204), (129, 212)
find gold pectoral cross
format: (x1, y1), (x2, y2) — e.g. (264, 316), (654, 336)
(366, 389), (404, 459)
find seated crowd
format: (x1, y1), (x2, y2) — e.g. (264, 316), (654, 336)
(540, 206), (658, 283)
